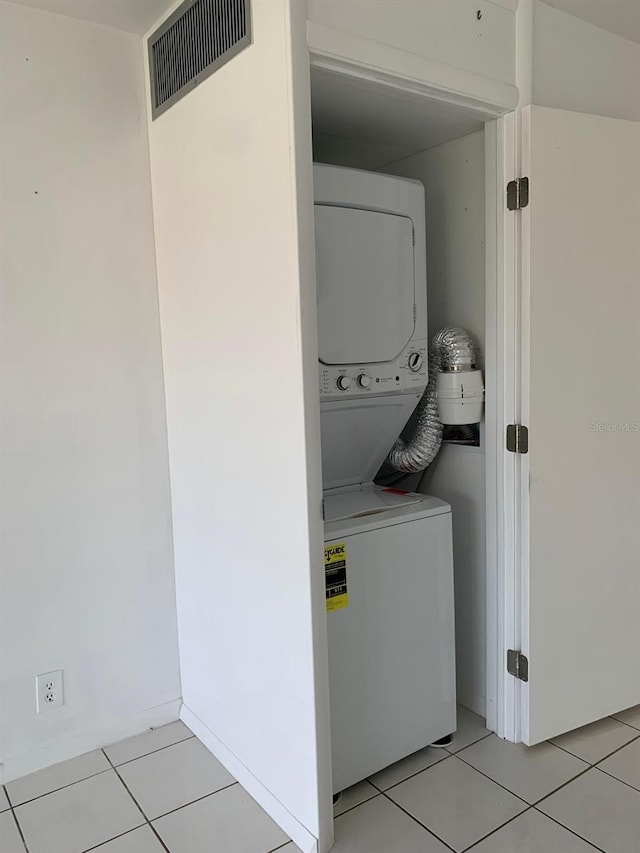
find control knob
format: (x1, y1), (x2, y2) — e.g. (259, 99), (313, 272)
(336, 375), (351, 391)
(408, 352), (423, 372)
(357, 374), (371, 389)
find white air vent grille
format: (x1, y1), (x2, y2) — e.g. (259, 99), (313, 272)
(149, 0), (251, 119)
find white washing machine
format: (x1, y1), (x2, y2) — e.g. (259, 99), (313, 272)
(325, 489), (456, 793)
(314, 164), (457, 793)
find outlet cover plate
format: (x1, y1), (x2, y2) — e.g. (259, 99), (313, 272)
(36, 670), (64, 713)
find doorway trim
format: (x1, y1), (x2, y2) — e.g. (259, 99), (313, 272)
(484, 111), (522, 742)
(307, 46), (519, 742)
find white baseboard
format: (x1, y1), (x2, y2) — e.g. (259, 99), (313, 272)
(0, 698), (182, 784)
(180, 705), (318, 853)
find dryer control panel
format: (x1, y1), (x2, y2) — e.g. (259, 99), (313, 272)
(320, 341), (427, 401)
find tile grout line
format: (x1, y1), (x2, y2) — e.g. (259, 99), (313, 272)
(367, 741), (534, 850)
(362, 732), (495, 796)
(333, 791), (379, 818)
(547, 739), (594, 763)
(4, 730), (195, 811)
(106, 744), (242, 841)
(379, 789), (459, 853)
(3, 789), (30, 853)
(109, 734), (195, 770)
(445, 729), (494, 758)
(451, 723), (640, 815)
(372, 745), (606, 853)
(7, 767), (113, 809)
(610, 716), (640, 732)
(427, 752), (531, 808)
(450, 742), (611, 850)
(530, 806), (608, 853)
(596, 763), (640, 793)
(592, 731), (640, 765)
(82, 825), (155, 853)
(528, 762), (594, 808)
(332, 780), (533, 853)
(451, 743), (595, 809)
(460, 806), (534, 852)
(589, 763), (640, 798)
(608, 717), (640, 732)
(144, 782), (239, 823)
(101, 748), (171, 853)
(532, 736), (640, 808)
(367, 752), (450, 794)
(463, 803), (606, 853)
(455, 789), (606, 853)
(448, 729), (640, 853)
(382, 782), (562, 853)
(3, 784), (29, 853)
(523, 759), (635, 853)
(365, 726), (494, 796)
(549, 729), (640, 767)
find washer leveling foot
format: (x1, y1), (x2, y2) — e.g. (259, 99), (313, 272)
(431, 733), (455, 748)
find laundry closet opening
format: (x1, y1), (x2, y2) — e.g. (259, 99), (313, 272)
(310, 66), (493, 795)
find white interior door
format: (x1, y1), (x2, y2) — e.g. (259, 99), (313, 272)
(519, 105), (640, 744)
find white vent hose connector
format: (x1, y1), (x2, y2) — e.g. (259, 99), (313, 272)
(387, 327), (477, 473)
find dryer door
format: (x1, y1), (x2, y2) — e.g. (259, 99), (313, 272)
(315, 205), (415, 365)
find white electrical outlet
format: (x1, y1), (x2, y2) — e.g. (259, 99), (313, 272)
(36, 670), (64, 713)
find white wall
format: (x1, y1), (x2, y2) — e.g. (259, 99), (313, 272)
(313, 131), (417, 172)
(421, 446), (486, 716)
(308, 0), (518, 90)
(386, 132), (486, 359)
(532, 1), (640, 121)
(0, 2), (180, 781)
(385, 130), (487, 716)
(146, 1), (331, 850)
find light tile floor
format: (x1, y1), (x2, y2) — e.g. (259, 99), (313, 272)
(2, 707), (640, 852)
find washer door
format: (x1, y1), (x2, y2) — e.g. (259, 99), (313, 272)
(315, 205), (416, 365)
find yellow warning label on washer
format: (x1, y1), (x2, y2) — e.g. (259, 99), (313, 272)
(325, 541), (349, 611)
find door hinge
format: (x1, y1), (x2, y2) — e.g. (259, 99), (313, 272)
(507, 649), (529, 682)
(506, 424), (529, 454)
(507, 177), (529, 210)
(321, 498), (325, 521)
(412, 226), (416, 245)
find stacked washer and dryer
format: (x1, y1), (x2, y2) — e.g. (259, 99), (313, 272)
(314, 164), (457, 794)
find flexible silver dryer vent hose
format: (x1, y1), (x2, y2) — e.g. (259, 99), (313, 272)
(387, 327), (477, 473)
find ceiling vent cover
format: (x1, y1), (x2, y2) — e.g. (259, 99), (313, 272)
(148, 0), (252, 119)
